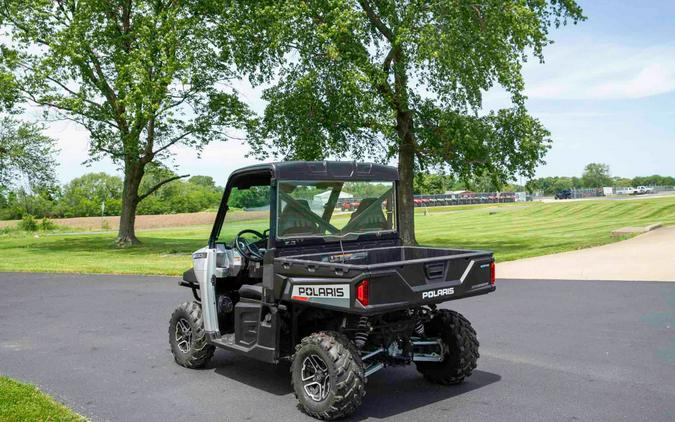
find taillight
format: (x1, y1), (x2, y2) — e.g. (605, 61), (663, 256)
(490, 261), (496, 285)
(356, 279), (369, 306)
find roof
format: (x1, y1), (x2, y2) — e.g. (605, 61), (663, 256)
(230, 161), (399, 182)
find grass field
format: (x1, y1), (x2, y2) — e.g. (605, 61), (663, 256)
(0, 376), (84, 421)
(0, 196), (673, 275)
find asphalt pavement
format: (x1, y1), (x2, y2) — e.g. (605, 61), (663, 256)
(1, 272), (674, 421)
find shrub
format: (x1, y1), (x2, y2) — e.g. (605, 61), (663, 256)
(16, 215), (57, 231)
(40, 217), (56, 231)
(18, 215), (38, 231)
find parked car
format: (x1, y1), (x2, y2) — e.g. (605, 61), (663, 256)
(554, 189), (572, 199)
(341, 199), (361, 211)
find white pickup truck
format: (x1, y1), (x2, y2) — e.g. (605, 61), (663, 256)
(618, 186), (654, 195)
(634, 186), (654, 195)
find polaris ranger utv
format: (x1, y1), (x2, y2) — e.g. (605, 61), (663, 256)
(169, 161), (495, 420)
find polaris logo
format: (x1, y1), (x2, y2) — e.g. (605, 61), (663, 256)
(291, 284), (349, 299)
(297, 286), (346, 298)
(422, 287), (454, 299)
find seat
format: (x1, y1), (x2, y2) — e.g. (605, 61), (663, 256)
(278, 199), (320, 236)
(238, 283), (263, 300)
(348, 198), (389, 230)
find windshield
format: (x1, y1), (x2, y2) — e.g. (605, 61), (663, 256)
(277, 180), (396, 239)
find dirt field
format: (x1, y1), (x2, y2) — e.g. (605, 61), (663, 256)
(0, 210), (269, 231)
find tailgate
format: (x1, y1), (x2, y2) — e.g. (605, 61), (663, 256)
(363, 250), (495, 311)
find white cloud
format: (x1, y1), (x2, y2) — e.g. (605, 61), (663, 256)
(524, 41), (675, 100)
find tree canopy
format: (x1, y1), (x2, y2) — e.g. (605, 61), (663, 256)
(60, 172), (123, 218)
(582, 163), (612, 188)
(0, 117), (58, 191)
(0, 0), (250, 245)
(223, 0), (585, 244)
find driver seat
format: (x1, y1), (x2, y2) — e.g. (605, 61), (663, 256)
(238, 283), (263, 301)
(278, 199), (320, 236)
(348, 198), (389, 230)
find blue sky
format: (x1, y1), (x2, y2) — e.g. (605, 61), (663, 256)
(47, 0), (675, 184)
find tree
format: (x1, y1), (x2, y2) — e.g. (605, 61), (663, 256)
(228, 186), (270, 210)
(137, 165), (222, 214)
(188, 176), (218, 189)
(0, 117), (58, 191)
(582, 163), (612, 188)
(1, 187), (58, 219)
(612, 177), (633, 188)
(224, 1), (584, 244)
(60, 173), (123, 218)
(0, 0), (249, 245)
(632, 175), (675, 187)
(413, 173), (456, 195)
(526, 176), (575, 195)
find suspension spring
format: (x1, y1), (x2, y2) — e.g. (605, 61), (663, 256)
(414, 319), (425, 337)
(354, 316), (369, 349)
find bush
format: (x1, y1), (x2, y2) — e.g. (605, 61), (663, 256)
(40, 217), (56, 231)
(16, 215), (57, 231)
(18, 215), (38, 231)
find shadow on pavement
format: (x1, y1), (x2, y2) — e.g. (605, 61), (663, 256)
(211, 351), (500, 420)
(350, 369), (501, 420)
(212, 354), (293, 396)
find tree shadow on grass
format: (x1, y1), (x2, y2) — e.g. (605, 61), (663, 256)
(210, 352), (500, 420)
(10, 235), (204, 256)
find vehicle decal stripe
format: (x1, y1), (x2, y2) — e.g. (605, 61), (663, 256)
(460, 260), (475, 284)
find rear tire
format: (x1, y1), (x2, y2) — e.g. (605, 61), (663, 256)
(291, 331), (366, 420)
(415, 309), (479, 385)
(169, 301), (215, 369)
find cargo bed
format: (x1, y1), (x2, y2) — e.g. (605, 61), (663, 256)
(274, 246), (495, 313)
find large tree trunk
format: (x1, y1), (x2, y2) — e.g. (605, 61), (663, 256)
(116, 165), (142, 247)
(396, 111), (416, 245)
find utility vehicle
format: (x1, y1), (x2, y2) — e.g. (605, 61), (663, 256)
(555, 189), (572, 200)
(169, 161), (496, 420)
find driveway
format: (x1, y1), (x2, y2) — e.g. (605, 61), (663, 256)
(498, 226), (675, 281)
(1, 272), (674, 421)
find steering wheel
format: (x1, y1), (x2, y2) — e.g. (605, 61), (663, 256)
(234, 229), (266, 262)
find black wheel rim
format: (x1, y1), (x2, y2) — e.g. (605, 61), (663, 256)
(175, 318), (192, 353)
(301, 354), (331, 402)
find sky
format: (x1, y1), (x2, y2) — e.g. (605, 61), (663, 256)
(41, 0), (675, 185)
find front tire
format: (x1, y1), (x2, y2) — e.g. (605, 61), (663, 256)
(415, 309), (479, 385)
(169, 301), (215, 369)
(291, 332), (366, 420)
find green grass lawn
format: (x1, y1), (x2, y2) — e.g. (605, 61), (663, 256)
(0, 376), (84, 421)
(1, 196), (673, 276)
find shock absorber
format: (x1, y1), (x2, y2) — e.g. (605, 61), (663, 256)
(414, 318), (425, 337)
(354, 316), (369, 349)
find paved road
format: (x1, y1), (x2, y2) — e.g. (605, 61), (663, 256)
(499, 227), (675, 281)
(1, 273), (674, 421)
